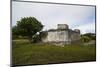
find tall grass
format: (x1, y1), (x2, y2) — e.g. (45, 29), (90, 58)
(12, 40), (96, 66)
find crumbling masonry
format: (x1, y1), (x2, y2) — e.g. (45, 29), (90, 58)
(41, 24), (80, 44)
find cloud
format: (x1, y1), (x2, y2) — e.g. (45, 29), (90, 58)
(12, 1), (95, 34)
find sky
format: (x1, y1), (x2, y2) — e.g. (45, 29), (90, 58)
(12, 1), (96, 34)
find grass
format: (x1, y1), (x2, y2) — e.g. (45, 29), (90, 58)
(12, 40), (96, 66)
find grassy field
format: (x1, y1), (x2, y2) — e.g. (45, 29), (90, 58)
(12, 40), (96, 66)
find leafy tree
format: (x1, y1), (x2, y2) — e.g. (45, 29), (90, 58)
(14, 17), (43, 42)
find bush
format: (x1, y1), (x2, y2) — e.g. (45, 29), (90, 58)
(81, 36), (91, 43)
(32, 34), (41, 43)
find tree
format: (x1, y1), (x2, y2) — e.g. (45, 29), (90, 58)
(15, 17), (43, 42)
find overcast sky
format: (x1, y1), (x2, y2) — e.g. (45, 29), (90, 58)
(12, 1), (96, 34)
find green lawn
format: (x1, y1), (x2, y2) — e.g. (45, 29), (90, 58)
(12, 40), (96, 66)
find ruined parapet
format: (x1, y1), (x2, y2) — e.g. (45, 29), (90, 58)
(74, 29), (80, 34)
(73, 29), (81, 42)
(57, 24), (69, 30)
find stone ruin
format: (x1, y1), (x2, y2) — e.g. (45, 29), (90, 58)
(40, 24), (80, 45)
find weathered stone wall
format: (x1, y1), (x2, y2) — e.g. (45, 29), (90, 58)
(68, 29), (80, 44)
(47, 30), (69, 42)
(41, 30), (80, 44)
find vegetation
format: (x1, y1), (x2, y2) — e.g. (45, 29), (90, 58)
(81, 33), (96, 43)
(32, 34), (41, 43)
(12, 26), (19, 39)
(12, 40), (96, 66)
(12, 17), (43, 42)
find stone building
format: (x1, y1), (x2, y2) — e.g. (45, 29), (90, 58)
(40, 24), (80, 44)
